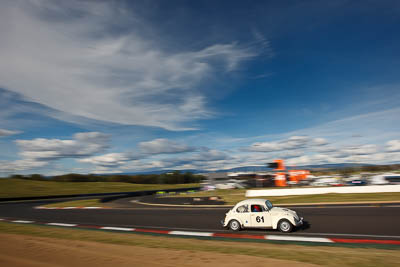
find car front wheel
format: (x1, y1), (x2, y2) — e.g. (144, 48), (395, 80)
(229, 220), (241, 231)
(278, 219), (293, 233)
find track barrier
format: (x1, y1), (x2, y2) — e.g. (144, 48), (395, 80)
(246, 185), (400, 197)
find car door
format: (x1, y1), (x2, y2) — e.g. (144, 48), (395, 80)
(235, 204), (251, 227)
(250, 204), (272, 228)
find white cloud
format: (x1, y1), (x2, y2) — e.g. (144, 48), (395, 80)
(285, 153), (337, 166)
(248, 141), (282, 152)
(159, 149), (236, 171)
(0, 131), (110, 174)
(16, 132), (109, 161)
(78, 139), (399, 173)
(276, 150), (304, 159)
(285, 148), (395, 167)
(248, 136), (309, 152)
(0, 0), (256, 130)
(0, 159), (48, 173)
(311, 137), (328, 146)
(156, 149), (232, 170)
(233, 106), (400, 167)
(330, 144), (378, 159)
(79, 152), (133, 167)
(234, 107), (400, 153)
(284, 136), (309, 148)
(188, 149), (231, 162)
(118, 159), (171, 172)
(139, 138), (194, 155)
(386, 140), (400, 152)
(29, 133), (397, 174)
(79, 138), (196, 170)
(84, 147), (233, 172)
(288, 107), (400, 145)
(88, 165), (125, 174)
(0, 129), (20, 137)
(285, 155), (312, 166)
(313, 146), (338, 153)
(344, 144), (378, 156)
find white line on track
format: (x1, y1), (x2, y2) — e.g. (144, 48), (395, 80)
(103, 224), (218, 232)
(118, 205), (400, 211)
(265, 235), (333, 243)
(169, 231), (213, 237)
(39, 221), (221, 232)
(100, 227), (135, 231)
(293, 206), (400, 209)
(46, 223), (77, 227)
(60, 222), (400, 239)
(116, 207), (229, 210)
(7, 216), (398, 240)
(97, 224), (400, 240)
(296, 232), (400, 239)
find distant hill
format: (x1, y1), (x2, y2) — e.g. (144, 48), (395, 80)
(208, 163), (371, 173)
(297, 163), (370, 170)
(111, 163), (372, 176)
(111, 170), (212, 176)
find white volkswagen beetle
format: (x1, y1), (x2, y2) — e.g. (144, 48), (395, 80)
(222, 199), (303, 233)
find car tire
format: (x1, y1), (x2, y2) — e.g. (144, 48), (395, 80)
(229, 220), (241, 231)
(278, 219), (293, 233)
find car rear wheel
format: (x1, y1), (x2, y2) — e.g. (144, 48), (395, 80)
(229, 220), (241, 231)
(278, 219), (293, 233)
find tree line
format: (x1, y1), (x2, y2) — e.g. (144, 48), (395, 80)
(7, 171), (205, 184)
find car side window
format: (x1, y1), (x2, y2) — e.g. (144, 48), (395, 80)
(236, 204), (248, 213)
(251, 204), (263, 212)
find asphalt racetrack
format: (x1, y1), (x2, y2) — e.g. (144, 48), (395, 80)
(1, 197), (400, 240)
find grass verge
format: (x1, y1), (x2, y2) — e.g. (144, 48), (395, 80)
(0, 178), (198, 198)
(164, 189), (400, 205)
(0, 221), (398, 267)
(41, 199), (103, 208)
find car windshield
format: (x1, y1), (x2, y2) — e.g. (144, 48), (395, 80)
(265, 200), (273, 210)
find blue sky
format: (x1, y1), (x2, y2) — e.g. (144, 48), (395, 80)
(1, 0), (400, 175)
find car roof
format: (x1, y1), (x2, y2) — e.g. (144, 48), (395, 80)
(235, 199), (269, 206)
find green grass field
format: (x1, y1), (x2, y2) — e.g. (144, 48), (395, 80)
(0, 178), (199, 198)
(165, 189), (400, 205)
(42, 199), (103, 208)
(0, 221), (398, 266)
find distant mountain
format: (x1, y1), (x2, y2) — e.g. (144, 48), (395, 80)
(211, 166), (269, 173)
(205, 163), (371, 173)
(110, 169), (204, 175)
(100, 163), (372, 176)
(298, 163), (370, 170)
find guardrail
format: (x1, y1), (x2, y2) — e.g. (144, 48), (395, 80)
(100, 187), (200, 203)
(246, 185), (400, 197)
(0, 187), (200, 202)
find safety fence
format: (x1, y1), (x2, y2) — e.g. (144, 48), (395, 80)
(246, 185), (400, 197)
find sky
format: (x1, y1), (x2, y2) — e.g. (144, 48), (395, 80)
(1, 0), (400, 176)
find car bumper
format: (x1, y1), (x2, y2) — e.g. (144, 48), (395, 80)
(221, 219), (227, 228)
(295, 217), (304, 227)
